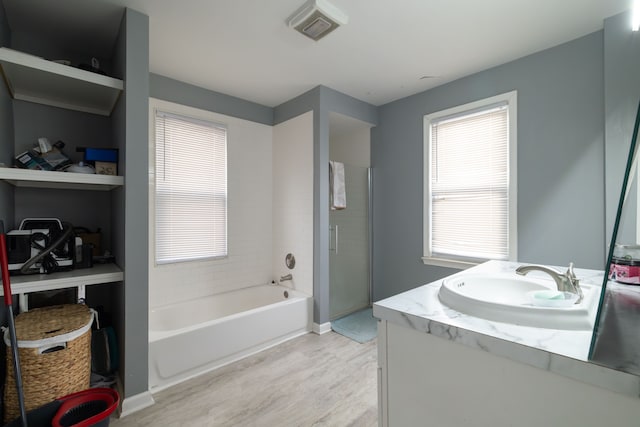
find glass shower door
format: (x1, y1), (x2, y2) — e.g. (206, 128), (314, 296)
(329, 164), (370, 320)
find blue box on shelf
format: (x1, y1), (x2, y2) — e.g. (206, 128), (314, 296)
(83, 148), (118, 176)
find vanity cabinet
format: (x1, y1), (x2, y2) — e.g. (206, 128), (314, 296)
(374, 261), (640, 427)
(377, 320), (640, 427)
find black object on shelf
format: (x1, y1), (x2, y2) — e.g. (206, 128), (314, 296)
(78, 57), (107, 76)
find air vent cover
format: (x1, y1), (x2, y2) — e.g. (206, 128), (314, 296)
(287, 0), (348, 41)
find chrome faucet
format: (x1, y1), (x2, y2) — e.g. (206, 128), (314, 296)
(515, 262), (583, 304)
(279, 274), (293, 282)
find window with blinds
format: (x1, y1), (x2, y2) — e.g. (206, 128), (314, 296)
(423, 92), (517, 268)
(154, 110), (228, 264)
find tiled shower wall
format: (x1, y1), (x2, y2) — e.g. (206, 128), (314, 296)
(272, 111), (314, 297)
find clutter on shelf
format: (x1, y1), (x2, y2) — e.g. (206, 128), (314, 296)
(14, 138), (71, 172)
(13, 137), (119, 177)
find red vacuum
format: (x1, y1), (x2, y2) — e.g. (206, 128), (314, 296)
(1, 220), (28, 426)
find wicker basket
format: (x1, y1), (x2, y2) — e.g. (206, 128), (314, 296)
(3, 304), (93, 423)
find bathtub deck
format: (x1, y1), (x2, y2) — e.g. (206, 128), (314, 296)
(112, 332), (377, 426)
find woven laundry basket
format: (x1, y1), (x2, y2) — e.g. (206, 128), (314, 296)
(3, 304), (93, 424)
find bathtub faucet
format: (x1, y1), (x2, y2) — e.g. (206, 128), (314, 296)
(279, 274), (293, 282)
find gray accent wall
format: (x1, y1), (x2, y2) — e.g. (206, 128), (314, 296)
(274, 86), (377, 325)
(113, 8), (150, 400)
(604, 11), (640, 247)
(123, 8), (150, 399)
(0, 2), (12, 229)
(372, 32), (606, 301)
(150, 74), (273, 125)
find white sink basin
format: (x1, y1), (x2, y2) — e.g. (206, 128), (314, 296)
(438, 272), (599, 330)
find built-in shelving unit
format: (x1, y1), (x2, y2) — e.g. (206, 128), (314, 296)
(0, 47), (123, 116)
(0, 167), (123, 191)
(0, 5), (149, 403)
(0, 46), (126, 296)
(2, 263), (123, 296)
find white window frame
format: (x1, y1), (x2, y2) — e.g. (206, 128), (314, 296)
(150, 98), (228, 265)
(422, 91), (517, 269)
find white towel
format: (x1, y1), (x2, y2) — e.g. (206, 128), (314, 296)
(330, 161), (346, 210)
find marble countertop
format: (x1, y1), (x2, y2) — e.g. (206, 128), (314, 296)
(373, 260), (640, 398)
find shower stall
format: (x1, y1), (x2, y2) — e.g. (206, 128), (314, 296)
(329, 163), (371, 320)
(327, 109), (373, 321)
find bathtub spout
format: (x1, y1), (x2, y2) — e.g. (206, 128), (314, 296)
(279, 274), (293, 282)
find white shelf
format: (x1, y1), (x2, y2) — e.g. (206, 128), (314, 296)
(0, 47), (123, 116)
(1, 263), (123, 296)
(0, 167), (123, 191)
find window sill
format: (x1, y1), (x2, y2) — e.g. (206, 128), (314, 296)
(421, 256), (479, 270)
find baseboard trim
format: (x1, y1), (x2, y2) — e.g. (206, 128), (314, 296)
(313, 322), (332, 335)
(119, 390), (156, 418)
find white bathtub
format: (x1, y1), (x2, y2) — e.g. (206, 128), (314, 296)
(148, 284), (312, 391)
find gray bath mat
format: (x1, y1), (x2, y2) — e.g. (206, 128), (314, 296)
(331, 308), (377, 343)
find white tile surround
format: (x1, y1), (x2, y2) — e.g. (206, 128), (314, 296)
(148, 100), (314, 309)
(373, 260), (640, 398)
(272, 111), (314, 297)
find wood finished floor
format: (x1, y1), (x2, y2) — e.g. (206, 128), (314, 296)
(112, 332), (378, 427)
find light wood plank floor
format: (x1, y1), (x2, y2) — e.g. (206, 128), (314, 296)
(112, 332), (378, 427)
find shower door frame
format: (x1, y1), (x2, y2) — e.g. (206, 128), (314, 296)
(328, 165), (373, 321)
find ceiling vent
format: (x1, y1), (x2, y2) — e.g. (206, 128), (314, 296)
(286, 0), (348, 41)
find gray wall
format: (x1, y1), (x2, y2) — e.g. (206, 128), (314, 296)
(150, 74), (273, 125)
(604, 11), (640, 247)
(0, 2), (13, 230)
(117, 8), (150, 400)
(111, 7), (150, 400)
(0, 1), (10, 390)
(372, 31), (606, 301)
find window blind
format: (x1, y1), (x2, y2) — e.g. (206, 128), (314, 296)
(155, 110), (227, 264)
(430, 104), (509, 260)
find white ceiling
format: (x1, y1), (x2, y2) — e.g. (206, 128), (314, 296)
(3, 0), (632, 108)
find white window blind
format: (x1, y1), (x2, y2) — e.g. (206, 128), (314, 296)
(429, 102), (510, 261)
(155, 110), (227, 264)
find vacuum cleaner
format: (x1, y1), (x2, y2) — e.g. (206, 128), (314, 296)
(1, 221), (119, 427)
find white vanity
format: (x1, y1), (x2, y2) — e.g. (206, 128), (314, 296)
(373, 260), (640, 427)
